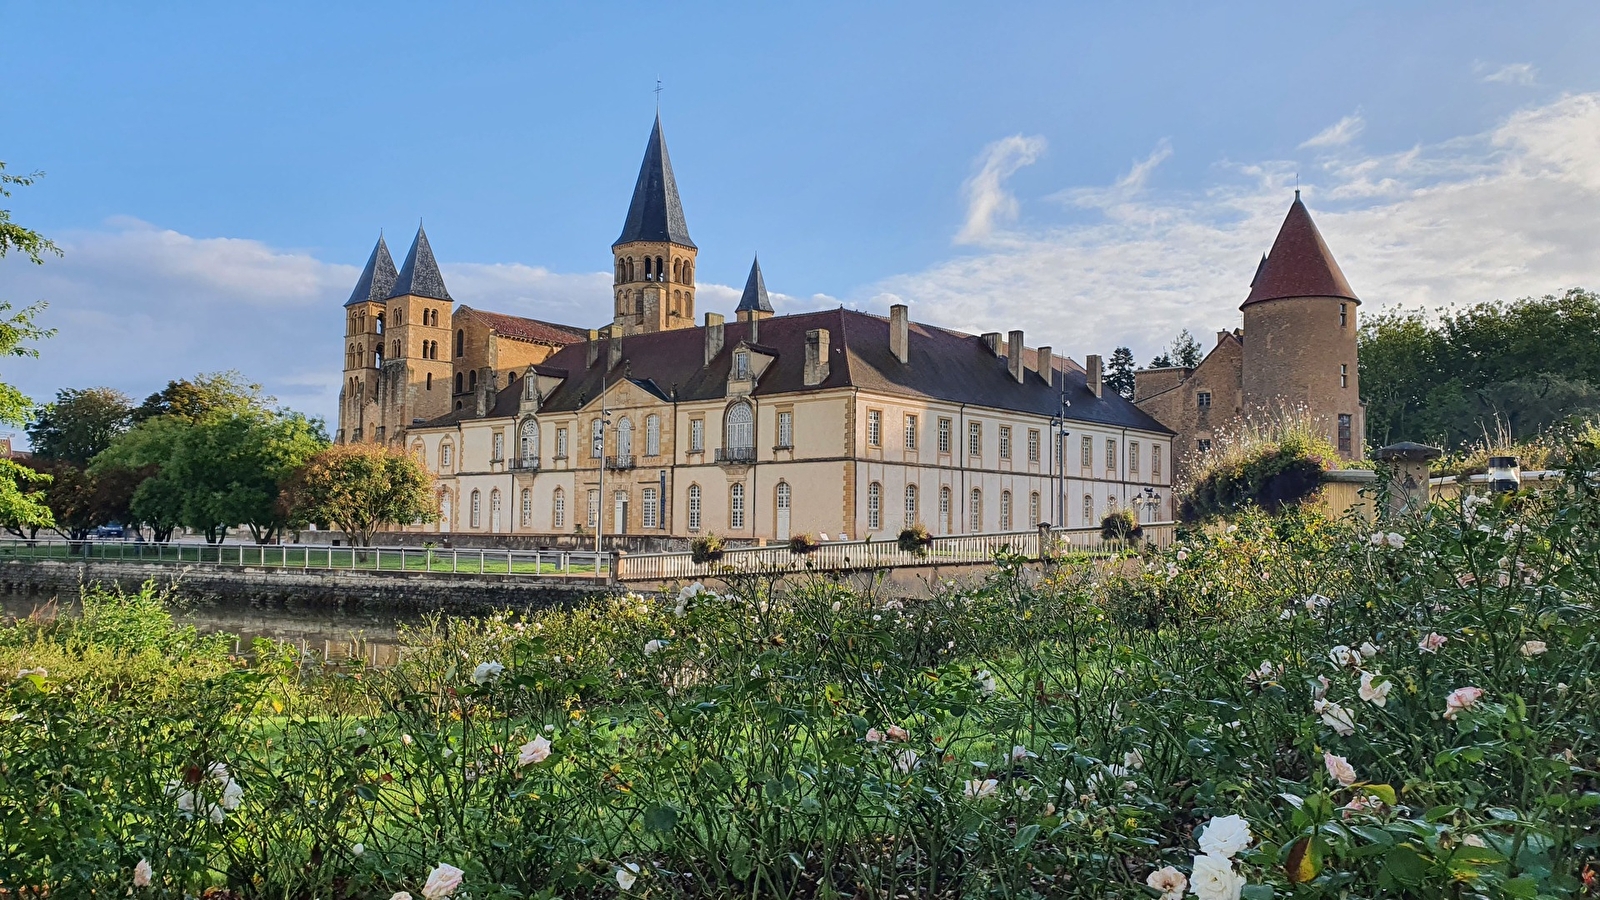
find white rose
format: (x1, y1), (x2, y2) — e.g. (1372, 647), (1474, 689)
(133, 859), (153, 888)
(1520, 639), (1547, 657)
(518, 736), (552, 767)
(1124, 748), (1145, 770)
(1314, 699), (1357, 736)
(643, 639), (664, 656)
(963, 778), (999, 799)
(1190, 854), (1245, 900)
(421, 863), (464, 899)
(1196, 814), (1253, 859)
(1146, 865), (1187, 900)
(470, 661), (504, 685)
(615, 862), (640, 891)
(1358, 671), (1392, 708)
(1323, 751), (1357, 786)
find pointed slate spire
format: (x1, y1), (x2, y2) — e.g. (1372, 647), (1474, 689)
(735, 255), (773, 314)
(1250, 254), (1268, 287)
(1243, 196), (1359, 308)
(344, 233), (398, 307)
(389, 225), (452, 301)
(613, 114), (696, 249)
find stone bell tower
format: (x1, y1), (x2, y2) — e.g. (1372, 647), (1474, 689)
(612, 114), (697, 336)
(338, 233), (396, 443)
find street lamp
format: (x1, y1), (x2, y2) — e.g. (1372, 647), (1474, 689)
(1134, 486), (1163, 523)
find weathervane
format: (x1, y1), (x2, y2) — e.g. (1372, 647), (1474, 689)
(654, 78), (663, 109)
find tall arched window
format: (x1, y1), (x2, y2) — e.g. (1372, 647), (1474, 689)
(519, 419), (539, 464)
(440, 442), (453, 469)
(552, 487), (566, 529)
(489, 489), (502, 532)
(939, 486), (952, 533)
(392, 339), (401, 358)
(673, 259), (682, 281)
(426, 373), (433, 390)
(438, 490), (452, 532)
(1029, 492), (1040, 528)
(455, 373), (464, 394)
(725, 401), (754, 454)
(455, 329), (465, 357)
(1083, 494), (1094, 526)
(867, 482), (882, 531)
(775, 480), (791, 538)
(688, 484), (702, 531)
(617, 417), (633, 458)
(970, 488), (983, 532)
(904, 483), (919, 527)
(519, 488), (532, 527)
(1000, 490), (1013, 531)
(644, 256), (653, 279)
(730, 482), (745, 530)
(470, 490), (482, 528)
(469, 371), (477, 391)
(645, 415), (660, 457)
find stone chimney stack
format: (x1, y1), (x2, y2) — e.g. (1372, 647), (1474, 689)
(889, 304), (910, 364)
(704, 312), (724, 366)
(608, 336), (623, 370)
(475, 368), (496, 417)
(586, 329), (600, 368)
(1007, 330), (1025, 384)
(1036, 346), (1053, 383)
(747, 313), (759, 347)
(804, 328), (831, 386)
(981, 332), (1002, 356)
(1086, 354), (1103, 398)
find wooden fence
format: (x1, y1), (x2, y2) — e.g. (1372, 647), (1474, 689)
(613, 522), (1175, 583)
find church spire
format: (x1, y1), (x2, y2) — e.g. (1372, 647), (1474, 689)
(389, 225), (451, 301)
(345, 233), (398, 307)
(735, 255), (773, 315)
(614, 114), (695, 249)
(1242, 195), (1359, 308)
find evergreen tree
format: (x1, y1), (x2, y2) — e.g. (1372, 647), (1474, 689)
(1104, 347), (1137, 399)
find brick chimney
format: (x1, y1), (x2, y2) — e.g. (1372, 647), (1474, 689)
(1086, 354), (1103, 398)
(805, 328), (831, 386)
(747, 314), (758, 346)
(608, 336), (623, 370)
(889, 304), (910, 364)
(1036, 346), (1053, 383)
(981, 332), (1002, 356)
(1007, 330), (1025, 383)
(704, 312), (724, 366)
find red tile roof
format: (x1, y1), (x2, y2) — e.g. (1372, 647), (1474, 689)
(463, 307), (587, 346)
(1242, 196), (1359, 307)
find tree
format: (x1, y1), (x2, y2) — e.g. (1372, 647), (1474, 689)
(133, 371), (272, 423)
(160, 410), (328, 543)
(27, 387), (133, 465)
(0, 161), (58, 533)
(90, 416), (187, 541)
(1104, 347), (1137, 400)
(283, 444), (436, 547)
(1170, 329), (1203, 368)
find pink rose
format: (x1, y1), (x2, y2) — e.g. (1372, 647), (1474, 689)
(1443, 686), (1484, 720)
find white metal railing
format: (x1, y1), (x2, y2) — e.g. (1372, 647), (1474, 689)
(0, 539), (610, 579)
(614, 522), (1175, 582)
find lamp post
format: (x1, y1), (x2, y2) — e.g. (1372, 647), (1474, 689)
(1049, 377), (1070, 527)
(1135, 486), (1163, 524)
(595, 366), (611, 555)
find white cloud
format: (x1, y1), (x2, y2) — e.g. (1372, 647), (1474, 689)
(1479, 62), (1538, 86)
(1300, 113), (1365, 149)
(864, 93), (1600, 368)
(955, 134), (1048, 245)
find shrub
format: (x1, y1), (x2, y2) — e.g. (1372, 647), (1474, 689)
(1181, 407), (1337, 522)
(897, 523), (932, 555)
(689, 533), (724, 564)
(787, 532), (819, 555)
(1099, 508), (1142, 542)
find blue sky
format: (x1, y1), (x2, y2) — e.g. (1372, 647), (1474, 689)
(4, 3), (1600, 430)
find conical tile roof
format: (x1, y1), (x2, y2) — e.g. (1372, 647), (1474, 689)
(1242, 195), (1359, 307)
(389, 225), (451, 301)
(344, 234), (398, 307)
(614, 114), (695, 249)
(735, 255), (773, 314)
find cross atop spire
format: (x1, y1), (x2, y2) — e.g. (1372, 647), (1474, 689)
(389, 225), (451, 301)
(736, 255), (773, 315)
(345, 233), (398, 307)
(614, 114), (695, 249)
(1241, 195), (1359, 308)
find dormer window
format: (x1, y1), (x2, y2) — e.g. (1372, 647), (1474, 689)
(735, 350), (750, 379)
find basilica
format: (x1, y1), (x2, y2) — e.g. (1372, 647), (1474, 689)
(337, 115), (1354, 545)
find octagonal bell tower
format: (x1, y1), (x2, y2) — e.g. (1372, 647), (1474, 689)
(612, 114), (697, 335)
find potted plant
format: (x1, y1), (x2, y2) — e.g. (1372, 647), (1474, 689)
(690, 533), (725, 565)
(897, 523), (933, 556)
(1100, 509), (1144, 543)
(788, 533), (820, 555)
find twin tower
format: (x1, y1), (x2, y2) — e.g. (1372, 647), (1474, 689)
(338, 114), (723, 445)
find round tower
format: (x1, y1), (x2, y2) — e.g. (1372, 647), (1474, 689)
(1240, 193), (1363, 459)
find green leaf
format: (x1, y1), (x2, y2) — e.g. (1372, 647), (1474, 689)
(1500, 875), (1538, 898)
(1241, 885), (1275, 900)
(643, 804), (678, 833)
(1014, 824), (1040, 851)
(1361, 783), (1398, 806)
(354, 784), (377, 802)
(1384, 846), (1427, 884)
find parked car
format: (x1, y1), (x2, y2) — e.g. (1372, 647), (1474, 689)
(92, 523), (125, 539)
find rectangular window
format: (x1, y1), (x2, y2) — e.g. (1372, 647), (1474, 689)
(1000, 491), (1012, 530)
(691, 419), (705, 452)
(904, 484), (917, 527)
(552, 491), (565, 529)
(968, 421), (982, 457)
(688, 485), (702, 531)
(1340, 364), (1349, 389)
(492, 432), (504, 462)
(904, 414), (918, 450)
(520, 488), (532, 527)
(1106, 439), (1118, 471)
(970, 488), (983, 532)
(1340, 303), (1348, 327)
(1152, 444), (1162, 480)
(441, 444), (453, 468)
(867, 410), (882, 447)
(587, 490), (599, 528)
(867, 482), (881, 530)
(1197, 391), (1212, 409)
(730, 483), (745, 530)
(1027, 429), (1040, 462)
(555, 427), (568, 459)
(1197, 438), (1213, 453)
(1129, 440), (1140, 474)
(937, 418), (952, 454)
(1338, 414), (1353, 454)
(999, 426), (1012, 460)
(646, 416), (661, 456)
(735, 351), (750, 379)
(1081, 435), (1093, 468)
(777, 410), (794, 448)
(642, 487), (659, 529)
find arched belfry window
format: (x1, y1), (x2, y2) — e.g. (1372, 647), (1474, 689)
(725, 401), (754, 451)
(644, 257), (653, 279)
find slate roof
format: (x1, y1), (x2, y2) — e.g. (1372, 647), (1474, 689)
(1242, 194), (1359, 307)
(735, 256), (773, 313)
(613, 115), (696, 249)
(344, 234), (398, 307)
(420, 308), (1171, 435)
(461, 307), (587, 347)
(389, 226), (452, 301)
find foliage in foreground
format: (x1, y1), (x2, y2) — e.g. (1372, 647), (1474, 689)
(2, 464), (1599, 899)
(1180, 409), (1340, 523)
